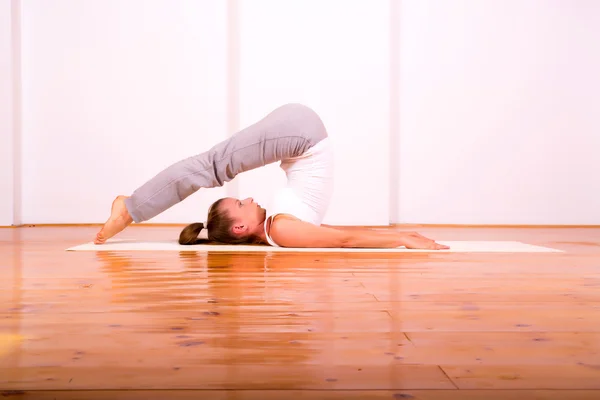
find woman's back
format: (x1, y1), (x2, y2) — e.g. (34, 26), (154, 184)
(264, 136), (334, 246)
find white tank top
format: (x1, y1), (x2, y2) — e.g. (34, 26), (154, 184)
(263, 137), (334, 246)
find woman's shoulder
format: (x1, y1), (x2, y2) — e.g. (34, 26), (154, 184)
(266, 213), (300, 234)
(264, 213), (305, 245)
(271, 213), (299, 223)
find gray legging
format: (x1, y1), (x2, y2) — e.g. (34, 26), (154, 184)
(124, 103), (329, 223)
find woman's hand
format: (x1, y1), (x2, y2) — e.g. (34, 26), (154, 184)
(399, 231), (450, 250)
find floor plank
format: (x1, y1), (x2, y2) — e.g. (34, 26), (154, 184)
(442, 364), (600, 389)
(3, 390), (600, 400)
(0, 364), (453, 390)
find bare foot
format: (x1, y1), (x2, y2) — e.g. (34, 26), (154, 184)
(94, 195), (134, 244)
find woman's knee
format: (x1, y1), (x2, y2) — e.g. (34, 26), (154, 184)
(279, 103), (327, 143)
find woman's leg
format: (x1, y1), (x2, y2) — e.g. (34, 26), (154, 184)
(94, 103), (328, 243)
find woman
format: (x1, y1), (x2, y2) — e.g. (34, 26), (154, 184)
(95, 103), (448, 250)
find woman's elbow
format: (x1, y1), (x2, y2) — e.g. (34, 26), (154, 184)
(336, 232), (354, 248)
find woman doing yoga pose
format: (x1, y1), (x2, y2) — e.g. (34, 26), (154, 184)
(94, 103), (448, 250)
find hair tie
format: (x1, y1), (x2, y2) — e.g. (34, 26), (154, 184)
(198, 220), (209, 239)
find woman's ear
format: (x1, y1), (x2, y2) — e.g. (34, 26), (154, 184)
(232, 224), (247, 235)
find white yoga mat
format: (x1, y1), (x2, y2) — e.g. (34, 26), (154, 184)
(66, 239), (562, 253)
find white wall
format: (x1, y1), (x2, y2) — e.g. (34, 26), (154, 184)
(11, 0), (600, 226)
(20, 0), (230, 224)
(397, 0), (600, 225)
(235, 0), (391, 226)
(0, 0), (14, 226)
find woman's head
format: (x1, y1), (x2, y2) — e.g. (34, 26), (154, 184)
(179, 197), (267, 245)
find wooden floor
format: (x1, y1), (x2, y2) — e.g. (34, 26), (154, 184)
(1, 225), (600, 400)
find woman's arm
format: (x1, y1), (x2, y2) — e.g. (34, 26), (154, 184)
(269, 215), (448, 249)
(322, 224), (440, 243)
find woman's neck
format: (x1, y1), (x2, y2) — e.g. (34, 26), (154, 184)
(253, 218), (269, 244)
